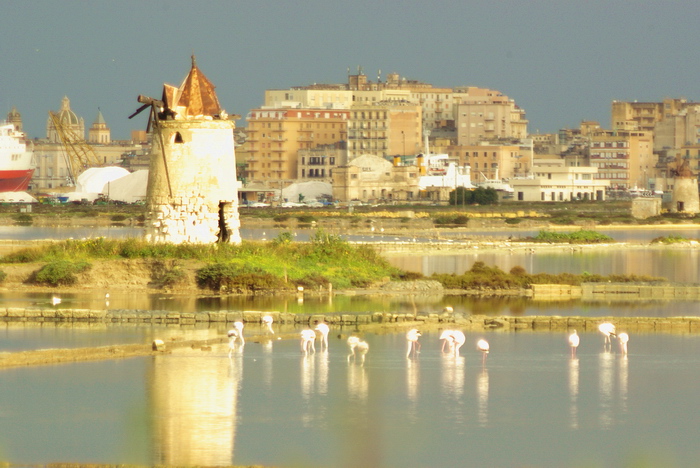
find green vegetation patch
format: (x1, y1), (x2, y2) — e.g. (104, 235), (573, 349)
(28, 260), (92, 286)
(528, 229), (614, 244)
(650, 234), (694, 244)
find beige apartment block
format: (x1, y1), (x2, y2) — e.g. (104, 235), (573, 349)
(589, 130), (655, 189)
(245, 108), (349, 185)
(332, 154), (420, 202)
(347, 101), (421, 160)
(654, 104), (700, 150)
(611, 98), (687, 132)
(455, 88), (528, 146)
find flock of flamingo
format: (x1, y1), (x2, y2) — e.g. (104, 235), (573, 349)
(228, 317), (628, 362)
(226, 315), (492, 364)
(569, 322), (630, 357)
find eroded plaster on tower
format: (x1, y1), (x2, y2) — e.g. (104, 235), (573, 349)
(670, 157), (700, 214)
(142, 57), (241, 244)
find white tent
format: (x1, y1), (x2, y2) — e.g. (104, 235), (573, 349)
(281, 181), (332, 202)
(107, 170), (149, 203)
(76, 167), (130, 194)
(0, 191), (37, 203)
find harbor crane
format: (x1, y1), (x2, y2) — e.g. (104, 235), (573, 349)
(48, 111), (102, 186)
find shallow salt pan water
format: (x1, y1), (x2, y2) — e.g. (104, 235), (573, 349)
(2, 330), (700, 467)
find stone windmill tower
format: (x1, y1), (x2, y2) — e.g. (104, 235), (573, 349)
(131, 56), (241, 244)
(670, 155), (699, 214)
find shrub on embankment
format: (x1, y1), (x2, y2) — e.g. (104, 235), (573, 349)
(0, 232), (402, 292)
(431, 261), (665, 290)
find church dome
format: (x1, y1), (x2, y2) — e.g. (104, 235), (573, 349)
(55, 96), (81, 125)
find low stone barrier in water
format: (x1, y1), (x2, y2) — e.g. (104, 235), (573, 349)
(532, 283), (700, 301)
(1, 307), (700, 333)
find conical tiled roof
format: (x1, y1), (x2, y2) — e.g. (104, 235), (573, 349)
(170, 56), (222, 117)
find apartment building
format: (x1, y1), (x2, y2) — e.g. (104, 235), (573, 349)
(455, 87), (528, 145)
(347, 101), (422, 160)
(589, 130), (655, 189)
(245, 108), (349, 185)
(297, 143), (348, 182)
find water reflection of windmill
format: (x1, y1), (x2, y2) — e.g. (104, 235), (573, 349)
(150, 352), (239, 465)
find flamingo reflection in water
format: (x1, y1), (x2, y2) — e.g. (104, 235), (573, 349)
(406, 329), (422, 358)
(569, 330), (580, 358)
(300, 329), (316, 355)
(315, 323), (330, 351)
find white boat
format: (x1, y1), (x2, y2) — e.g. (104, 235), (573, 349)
(0, 123), (35, 191)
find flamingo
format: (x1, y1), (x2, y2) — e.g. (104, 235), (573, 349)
(300, 329), (316, 354)
(439, 330), (455, 353)
(598, 322), (616, 345)
(443, 306), (454, 313)
(51, 295), (61, 306)
(477, 339), (490, 365)
(315, 323), (330, 351)
(262, 315), (275, 335)
(354, 340), (369, 365)
(569, 330), (580, 357)
(449, 330), (466, 356)
(618, 332), (629, 355)
(227, 323), (245, 357)
(406, 329), (422, 358)
(347, 336), (360, 362)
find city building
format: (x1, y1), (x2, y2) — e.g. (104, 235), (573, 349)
(510, 157), (608, 202)
(244, 107), (349, 186)
(436, 141), (533, 182)
(332, 154), (420, 202)
(296, 143), (347, 182)
(589, 129), (655, 190)
(347, 101), (422, 160)
(455, 88), (528, 146)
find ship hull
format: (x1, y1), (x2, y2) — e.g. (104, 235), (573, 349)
(0, 169), (35, 192)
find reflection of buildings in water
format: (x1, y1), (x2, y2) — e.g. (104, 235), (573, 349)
(619, 356), (628, 414)
(347, 364), (368, 401)
(476, 369), (489, 427)
(317, 351), (329, 395)
(568, 357), (579, 429)
(598, 351), (614, 429)
(262, 339), (273, 388)
(301, 354), (315, 399)
(406, 359), (419, 402)
(150, 353), (239, 466)
(440, 355), (465, 399)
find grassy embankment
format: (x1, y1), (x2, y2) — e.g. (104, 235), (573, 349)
(0, 229), (667, 293)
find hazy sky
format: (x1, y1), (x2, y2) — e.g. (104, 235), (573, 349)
(2, 1), (698, 140)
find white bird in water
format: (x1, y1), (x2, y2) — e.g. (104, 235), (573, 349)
(227, 322), (245, 357)
(477, 339), (490, 365)
(598, 322), (616, 345)
(262, 315), (275, 335)
(315, 322), (330, 351)
(618, 332), (629, 355)
(347, 336), (368, 365)
(569, 330), (580, 357)
(300, 329), (316, 354)
(51, 296), (61, 306)
(406, 329), (422, 358)
(439, 330), (454, 353)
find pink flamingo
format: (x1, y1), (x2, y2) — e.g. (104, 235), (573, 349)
(477, 339), (490, 365)
(262, 315), (274, 335)
(569, 330), (580, 357)
(300, 329), (316, 354)
(315, 323), (330, 351)
(618, 332), (629, 355)
(598, 322), (616, 346)
(406, 329), (422, 358)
